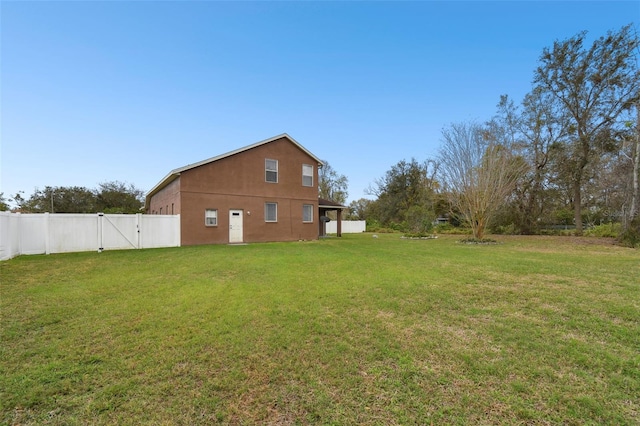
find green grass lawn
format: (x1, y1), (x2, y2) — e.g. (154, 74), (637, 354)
(2, 234), (639, 425)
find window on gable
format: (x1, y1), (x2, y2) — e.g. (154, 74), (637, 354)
(265, 202), (277, 222)
(302, 164), (313, 187)
(205, 209), (218, 226)
(303, 204), (313, 223)
(265, 159), (278, 183)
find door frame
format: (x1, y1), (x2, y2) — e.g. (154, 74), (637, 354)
(229, 209), (244, 243)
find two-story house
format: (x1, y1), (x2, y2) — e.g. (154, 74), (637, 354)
(145, 134), (326, 245)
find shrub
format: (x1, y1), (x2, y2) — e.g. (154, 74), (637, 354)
(618, 229), (640, 247)
(366, 220), (399, 234)
(435, 223), (472, 235)
(491, 223), (518, 235)
(617, 218), (640, 248)
(584, 223), (621, 238)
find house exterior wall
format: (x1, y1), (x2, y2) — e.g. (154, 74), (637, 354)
(149, 178), (180, 215)
(149, 136), (320, 245)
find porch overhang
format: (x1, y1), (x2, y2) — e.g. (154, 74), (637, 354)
(318, 198), (347, 237)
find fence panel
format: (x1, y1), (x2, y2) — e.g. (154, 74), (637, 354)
(49, 214), (100, 254)
(0, 213), (181, 260)
(0, 212), (21, 260)
(326, 220), (366, 234)
(140, 215), (180, 248)
(19, 214), (49, 255)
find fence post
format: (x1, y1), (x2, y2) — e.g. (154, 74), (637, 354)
(44, 212), (50, 255)
(17, 212), (23, 258)
(136, 213), (142, 249)
(97, 213), (104, 252)
(177, 214), (181, 247)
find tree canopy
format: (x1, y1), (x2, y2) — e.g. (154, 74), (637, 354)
(360, 24), (639, 245)
(318, 161), (349, 205)
(365, 158), (440, 234)
(11, 181), (145, 214)
(533, 24), (640, 234)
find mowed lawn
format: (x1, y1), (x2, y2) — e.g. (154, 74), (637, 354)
(1, 234), (639, 425)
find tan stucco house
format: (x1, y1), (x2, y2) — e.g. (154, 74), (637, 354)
(145, 134), (343, 245)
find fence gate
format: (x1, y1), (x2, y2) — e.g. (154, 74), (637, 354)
(0, 212), (181, 260)
(98, 213), (141, 251)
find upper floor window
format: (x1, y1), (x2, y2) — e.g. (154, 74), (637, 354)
(302, 164), (313, 187)
(265, 159), (278, 183)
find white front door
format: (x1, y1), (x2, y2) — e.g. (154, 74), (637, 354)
(229, 209), (243, 243)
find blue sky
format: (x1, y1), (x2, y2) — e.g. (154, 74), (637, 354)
(2, 1), (638, 206)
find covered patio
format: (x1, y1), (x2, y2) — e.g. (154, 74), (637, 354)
(318, 198), (347, 237)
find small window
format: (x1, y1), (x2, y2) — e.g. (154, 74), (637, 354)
(205, 209), (218, 226)
(303, 204), (313, 223)
(266, 159), (278, 183)
(159, 207), (162, 214)
(302, 164), (313, 187)
(265, 202), (277, 222)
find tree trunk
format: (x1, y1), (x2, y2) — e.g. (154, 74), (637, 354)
(574, 181), (583, 235)
(475, 222), (485, 240)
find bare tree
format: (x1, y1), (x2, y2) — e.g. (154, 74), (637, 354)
(439, 122), (526, 240)
(318, 161), (349, 205)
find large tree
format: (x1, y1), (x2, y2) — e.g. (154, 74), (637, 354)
(618, 106), (640, 245)
(16, 186), (97, 213)
(630, 107), (640, 234)
(12, 181), (145, 213)
(533, 24), (640, 234)
(96, 181), (145, 213)
(0, 193), (10, 211)
(438, 121), (526, 240)
(490, 91), (570, 234)
(346, 198), (373, 220)
(366, 158), (439, 233)
(318, 161), (349, 205)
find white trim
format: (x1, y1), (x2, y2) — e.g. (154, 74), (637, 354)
(265, 202), (278, 222)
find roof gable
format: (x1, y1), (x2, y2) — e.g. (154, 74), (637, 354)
(145, 134), (323, 208)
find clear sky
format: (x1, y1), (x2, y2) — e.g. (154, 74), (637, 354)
(2, 1), (638, 206)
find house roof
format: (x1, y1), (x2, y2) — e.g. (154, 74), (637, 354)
(145, 134), (323, 209)
(318, 198), (347, 209)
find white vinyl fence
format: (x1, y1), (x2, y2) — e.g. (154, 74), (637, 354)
(326, 220), (366, 234)
(0, 212), (180, 261)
